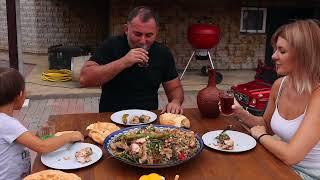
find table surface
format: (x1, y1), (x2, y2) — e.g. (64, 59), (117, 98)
(32, 108), (300, 180)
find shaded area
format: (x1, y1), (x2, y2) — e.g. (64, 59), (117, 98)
(0, 59), (35, 77)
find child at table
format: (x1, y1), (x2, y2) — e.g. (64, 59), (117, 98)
(0, 67), (84, 180)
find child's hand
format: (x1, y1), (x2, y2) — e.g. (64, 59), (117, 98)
(63, 131), (84, 142)
(70, 131), (84, 142)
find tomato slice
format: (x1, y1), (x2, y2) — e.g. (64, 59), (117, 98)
(178, 152), (186, 160)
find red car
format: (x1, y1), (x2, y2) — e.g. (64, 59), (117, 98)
(231, 61), (278, 116)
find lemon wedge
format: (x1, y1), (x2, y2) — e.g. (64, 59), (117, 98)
(139, 173), (165, 180)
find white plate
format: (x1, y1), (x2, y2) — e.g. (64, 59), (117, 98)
(110, 109), (157, 125)
(41, 142), (102, 170)
(202, 130), (256, 152)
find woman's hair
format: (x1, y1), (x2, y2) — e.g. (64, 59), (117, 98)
(0, 67), (25, 106)
(271, 19), (320, 94)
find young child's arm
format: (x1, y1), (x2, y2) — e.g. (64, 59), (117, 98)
(16, 131), (84, 153)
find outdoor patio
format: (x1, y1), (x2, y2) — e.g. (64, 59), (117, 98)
(0, 51), (255, 132)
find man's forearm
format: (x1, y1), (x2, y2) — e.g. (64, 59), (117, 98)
(167, 86), (184, 105)
(80, 58), (129, 87)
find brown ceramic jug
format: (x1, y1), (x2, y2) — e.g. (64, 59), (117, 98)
(197, 68), (220, 118)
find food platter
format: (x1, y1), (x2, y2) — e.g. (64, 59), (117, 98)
(41, 142), (102, 170)
(110, 109), (157, 125)
(104, 125), (204, 168)
(202, 130), (256, 152)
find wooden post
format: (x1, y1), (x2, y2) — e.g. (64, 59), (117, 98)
(6, 0), (23, 74)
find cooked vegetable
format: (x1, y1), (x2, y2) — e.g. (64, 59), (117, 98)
(122, 114), (129, 124)
(215, 132), (234, 150)
(139, 115), (151, 123)
(122, 114), (151, 124)
(215, 132), (230, 143)
(123, 133), (171, 141)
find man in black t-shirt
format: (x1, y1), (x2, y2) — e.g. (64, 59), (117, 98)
(80, 6), (184, 114)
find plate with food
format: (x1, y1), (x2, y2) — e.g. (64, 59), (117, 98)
(103, 124), (204, 168)
(202, 130), (256, 152)
(110, 109), (157, 125)
(41, 142), (102, 170)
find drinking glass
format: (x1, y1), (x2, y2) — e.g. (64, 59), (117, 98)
(137, 44), (149, 67)
(37, 121), (55, 140)
(219, 90), (234, 115)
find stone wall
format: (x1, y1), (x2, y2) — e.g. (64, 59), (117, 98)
(0, 0), (267, 69)
(0, 0), (109, 53)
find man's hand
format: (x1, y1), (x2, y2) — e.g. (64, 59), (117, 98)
(122, 48), (149, 67)
(161, 101), (183, 114)
(162, 77), (184, 114)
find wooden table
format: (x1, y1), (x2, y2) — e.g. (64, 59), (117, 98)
(32, 108), (300, 180)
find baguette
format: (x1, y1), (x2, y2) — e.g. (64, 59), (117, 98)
(159, 113), (190, 128)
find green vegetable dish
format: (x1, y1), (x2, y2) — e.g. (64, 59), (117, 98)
(108, 125), (200, 165)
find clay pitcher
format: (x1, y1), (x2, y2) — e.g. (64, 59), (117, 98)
(197, 68), (220, 118)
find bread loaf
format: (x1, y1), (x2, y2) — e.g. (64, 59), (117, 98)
(86, 122), (120, 144)
(24, 170), (81, 180)
(159, 113), (190, 128)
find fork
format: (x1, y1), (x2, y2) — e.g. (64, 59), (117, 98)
(238, 121), (251, 133)
(66, 143), (74, 150)
(221, 124), (232, 134)
(65, 133), (88, 150)
(66, 141), (80, 150)
(216, 125), (232, 139)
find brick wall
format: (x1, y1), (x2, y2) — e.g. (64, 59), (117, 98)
(110, 0), (266, 70)
(0, 0), (109, 53)
(0, 0), (266, 69)
(0, 0), (8, 50)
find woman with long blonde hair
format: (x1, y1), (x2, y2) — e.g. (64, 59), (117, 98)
(232, 19), (320, 179)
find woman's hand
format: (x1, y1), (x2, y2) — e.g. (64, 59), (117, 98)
(231, 98), (245, 118)
(250, 125), (267, 139)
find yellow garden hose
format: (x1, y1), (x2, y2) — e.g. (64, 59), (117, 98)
(41, 69), (72, 82)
